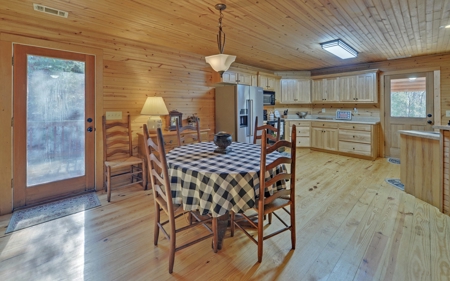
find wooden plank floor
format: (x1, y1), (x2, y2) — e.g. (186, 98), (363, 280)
(1, 149), (449, 281)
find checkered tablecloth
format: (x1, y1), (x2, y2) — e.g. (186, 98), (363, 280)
(166, 141), (287, 217)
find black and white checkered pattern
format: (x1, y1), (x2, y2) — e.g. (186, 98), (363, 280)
(166, 141), (286, 217)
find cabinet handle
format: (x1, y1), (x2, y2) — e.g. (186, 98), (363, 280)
(353, 136), (355, 138)
(352, 126), (355, 128)
(355, 98), (358, 100)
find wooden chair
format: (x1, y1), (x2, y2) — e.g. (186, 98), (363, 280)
(175, 119), (201, 146)
(253, 116), (281, 146)
(142, 125), (217, 274)
(231, 125), (297, 262)
(102, 115), (146, 202)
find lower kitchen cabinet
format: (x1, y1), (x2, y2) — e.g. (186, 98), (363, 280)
(286, 120), (311, 147)
(311, 122), (338, 151)
(338, 123), (378, 159)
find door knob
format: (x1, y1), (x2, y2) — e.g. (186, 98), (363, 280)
(87, 127), (93, 132)
(427, 113), (432, 117)
(87, 117), (93, 123)
(427, 120), (433, 124)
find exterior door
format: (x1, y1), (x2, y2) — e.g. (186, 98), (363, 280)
(384, 72), (434, 158)
(13, 44), (95, 207)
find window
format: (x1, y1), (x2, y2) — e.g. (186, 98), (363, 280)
(390, 77), (426, 118)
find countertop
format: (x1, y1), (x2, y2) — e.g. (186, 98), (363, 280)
(399, 130), (440, 140)
(434, 125), (450, 131)
(282, 115), (380, 125)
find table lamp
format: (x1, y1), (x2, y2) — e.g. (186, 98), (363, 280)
(140, 97), (169, 131)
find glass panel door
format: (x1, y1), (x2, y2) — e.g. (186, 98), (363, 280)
(27, 56), (86, 186)
(384, 72), (434, 158)
(13, 45), (95, 207)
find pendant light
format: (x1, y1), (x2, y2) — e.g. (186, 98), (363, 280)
(205, 3), (236, 77)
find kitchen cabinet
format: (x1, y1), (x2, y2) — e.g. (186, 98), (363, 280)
(338, 123), (378, 159)
(257, 72), (281, 92)
(286, 120), (311, 147)
(311, 122), (338, 151)
(400, 131), (441, 211)
(280, 79), (311, 104)
(311, 78), (339, 102)
(312, 70), (378, 103)
(213, 70), (257, 86)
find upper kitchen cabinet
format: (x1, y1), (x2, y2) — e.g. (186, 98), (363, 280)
(312, 70), (378, 103)
(257, 72), (281, 92)
(311, 78), (339, 102)
(280, 79), (311, 104)
(212, 69), (257, 86)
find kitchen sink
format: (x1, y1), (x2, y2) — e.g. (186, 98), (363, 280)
(316, 117), (334, 120)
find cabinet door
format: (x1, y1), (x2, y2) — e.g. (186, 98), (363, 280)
(280, 79), (296, 103)
(251, 75), (258, 87)
(356, 73), (376, 102)
(339, 75), (357, 102)
(258, 75), (269, 89)
(296, 79), (311, 103)
(222, 71), (237, 84)
(238, 72), (253, 85)
(311, 127), (324, 149)
(312, 80), (324, 102)
(324, 78), (339, 102)
(267, 76), (276, 91)
(323, 129), (338, 151)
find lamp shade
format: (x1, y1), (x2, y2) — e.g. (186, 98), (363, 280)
(320, 39), (358, 59)
(140, 97), (169, 115)
(205, 54), (236, 73)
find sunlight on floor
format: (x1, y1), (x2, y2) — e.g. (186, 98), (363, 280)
(1, 212), (86, 280)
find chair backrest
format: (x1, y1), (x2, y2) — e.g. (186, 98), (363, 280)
(259, 125), (296, 205)
(142, 124), (175, 215)
(253, 116), (281, 146)
(176, 119), (201, 146)
(103, 114), (133, 161)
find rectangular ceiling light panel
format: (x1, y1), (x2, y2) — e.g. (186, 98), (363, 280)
(33, 4), (68, 18)
(320, 39), (358, 59)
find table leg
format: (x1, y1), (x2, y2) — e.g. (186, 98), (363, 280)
(211, 213), (230, 251)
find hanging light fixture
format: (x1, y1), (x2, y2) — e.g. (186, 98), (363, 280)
(205, 3), (236, 77)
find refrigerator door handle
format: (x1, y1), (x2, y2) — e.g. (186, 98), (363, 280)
(249, 99), (253, 136)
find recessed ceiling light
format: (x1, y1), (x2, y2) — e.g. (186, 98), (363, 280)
(446, 25), (450, 29)
(409, 77), (417, 81)
(439, 25), (450, 29)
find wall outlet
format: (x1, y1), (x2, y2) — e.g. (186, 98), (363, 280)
(446, 110), (450, 117)
(321, 108), (326, 113)
(105, 111), (122, 120)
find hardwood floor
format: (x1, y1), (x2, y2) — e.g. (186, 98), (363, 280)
(1, 149), (449, 281)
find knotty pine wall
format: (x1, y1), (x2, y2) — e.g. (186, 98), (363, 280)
(0, 18), (219, 214)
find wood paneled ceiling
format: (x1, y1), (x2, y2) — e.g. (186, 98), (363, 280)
(2, 0), (450, 71)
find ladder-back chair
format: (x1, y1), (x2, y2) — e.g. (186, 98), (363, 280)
(102, 115), (146, 202)
(253, 116), (281, 146)
(175, 119), (201, 146)
(231, 125), (297, 262)
(142, 125), (217, 273)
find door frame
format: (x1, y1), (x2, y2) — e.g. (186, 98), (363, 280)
(0, 33), (103, 214)
(13, 45), (96, 206)
(379, 68), (440, 158)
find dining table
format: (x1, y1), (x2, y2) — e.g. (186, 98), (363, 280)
(166, 141), (287, 249)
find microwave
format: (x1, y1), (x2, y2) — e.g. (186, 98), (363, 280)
(263, 91), (275, 105)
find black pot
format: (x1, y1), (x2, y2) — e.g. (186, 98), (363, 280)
(213, 132), (232, 154)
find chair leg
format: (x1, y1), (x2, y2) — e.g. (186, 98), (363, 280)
(142, 162), (147, 190)
(230, 212), (235, 237)
(212, 217), (218, 253)
(268, 213), (272, 224)
(258, 210), (264, 263)
(290, 203), (296, 250)
(107, 166), (112, 202)
(154, 204), (160, 246)
(168, 216), (177, 274)
(131, 165), (134, 183)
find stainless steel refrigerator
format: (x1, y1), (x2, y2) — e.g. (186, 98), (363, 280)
(215, 84), (263, 143)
